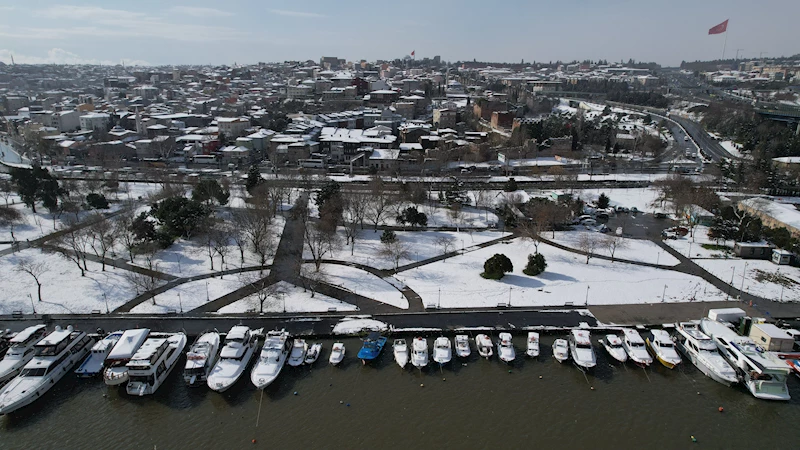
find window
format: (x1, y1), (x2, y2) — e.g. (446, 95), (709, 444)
(761, 336), (767, 343)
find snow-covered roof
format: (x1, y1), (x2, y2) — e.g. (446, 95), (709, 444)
(571, 329), (591, 345)
(740, 197), (800, 231)
(622, 328), (644, 343)
(227, 326), (249, 341)
(129, 338), (167, 362)
(108, 328), (150, 360)
(370, 149), (400, 160)
(10, 325), (46, 343)
(37, 328), (71, 346)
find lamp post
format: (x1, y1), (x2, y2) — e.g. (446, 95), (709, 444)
(727, 266), (735, 300)
(178, 292), (183, 314)
(656, 251), (661, 266)
(206, 281), (210, 302)
(103, 292), (110, 314)
(740, 262), (748, 292)
(662, 284), (668, 303)
(28, 293), (35, 315)
(585, 286), (590, 307)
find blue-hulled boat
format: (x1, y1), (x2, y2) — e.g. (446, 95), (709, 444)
(357, 332), (387, 364)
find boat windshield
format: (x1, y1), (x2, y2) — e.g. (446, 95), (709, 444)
(184, 367), (205, 377)
(20, 367), (47, 377)
(129, 374), (155, 385)
(35, 345), (60, 356)
(609, 342), (622, 348)
(631, 342), (645, 347)
(660, 342), (674, 348)
(576, 343), (591, 349)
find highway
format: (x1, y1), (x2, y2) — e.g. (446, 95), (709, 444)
(668, 114), (736, 161)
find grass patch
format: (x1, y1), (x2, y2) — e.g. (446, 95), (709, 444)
(753, 269), (798, 288)
(701, 244), (731, 251)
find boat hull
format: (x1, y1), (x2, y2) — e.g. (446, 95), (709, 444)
(104, 367), (129, 386)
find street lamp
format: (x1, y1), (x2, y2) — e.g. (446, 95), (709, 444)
(206, 281), (210, 302)
(28, 293), (35, 315)
(662, 284), (668, 303)
(178, 292), (183, 314)
(740, 262), (748, 292)
(727, 266), (736, 300)
(103, 292), (110, 314)
(585, 286), (590, 306)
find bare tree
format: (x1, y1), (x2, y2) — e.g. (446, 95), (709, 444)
(115, 206), (138, 263)
(0, 206), (22, 242)
(341, 191), (369, 255)
(471, 188), (491, 221)
(602, 234), (629, 262)
(239, 206), (274, 272)
(366, 178), (394, 230)
(239, 272), (281, 312)
(229, 220), (248, 265)
(87, 213), (117, 271)
(577, 232), (600, 264)
(530, 200), (570, 238)
(124, 245), (163, 305)
(518, 219), (543, 254)
(82, 177), (103, 195)
(304, 218), (340, 272)
(449, 203), (464, 231)
(0, 179), (14, 206)
(434, 235), (457, 259)
(381, 239), (410, 270)
(56, 222), (90, 276)
(15, 259), (49, 302)
(211, 225), (232, 276)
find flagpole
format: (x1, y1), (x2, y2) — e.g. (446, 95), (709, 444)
(722, 29), (728, 61)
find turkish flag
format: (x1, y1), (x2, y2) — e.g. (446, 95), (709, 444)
(411, 50), (415, 56)
(708, 19), (728, 35)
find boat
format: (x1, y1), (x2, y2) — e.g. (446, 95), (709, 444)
(183, 331), (221, 387)
(455, 335), (471, 358)
(526, 332), (540, 358)
(305, 343), (322, 365)
(568, 329), (597, 371)
(432, 337), (452, 366)
(621, 328), (653, 367)
(0, 325), (47, 385)
(287, 339), (308, 367)
(357, 332), (387, 364)
(475, 334), (493, 359)
(553, 339), (569, 363)
(646, 329), (682, 369)
(701, 318), (790, 401)
(600, 334), (628, 363)
(0, 329), (12, 359)
(207, 326), (258, 392)
(251, 329), (292, 389)
(497, 333), (516, 363)
(126, 333), (187, 396)
(393, 339), (408, 369)
(411, 337), (429, 369)
(75, 331), (124, 377)
(329, 342), (345, 366)
(0, 326), (94, 415)
(674, 321), (738, 387)
(787, 359), (800, 377)
(103, 328), (150, 386)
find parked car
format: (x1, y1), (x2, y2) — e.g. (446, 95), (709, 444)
(597, 224), (610, 233)
(615, 206), (629, 213)
(630, 207), (640, 214)
(581, 218), (597, 226)
(615, 227), (623, 236)
(665, 226), (689, 237)
(654, 212), (668, 219)
(596, 212), (610, 222)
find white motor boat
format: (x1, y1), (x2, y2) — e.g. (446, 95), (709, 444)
(305, 343), (322, 365)
(600, 334), (628, 363)
(475, 334), (493, 359)
(329, 342), (345, 366)
(553, 339), (569, 363)
(0, 325), (47, 385)
(675, 321), (738, 387)
(647, 329), (682, 369)
(287, 339), (308, 367)
(0, 326), (94, 415)
(497, 333), (516, 363)
(207, 326), (258, 392)
(104, 328), (150, 386)
(126, 333), (187, 396)
(251, 329), (292, 389)
(568, 329), (597, 371)
(75, 331), (123, 378)
(526, 332), (540, 358)
(393, 339), (409, 369)
(183, 331), (221, 387)
(433, 337), (452, 366)
(621, 328), (653, 367)
(701, 318), (790, 401)
(454, 335), (471, 358)
(411, 337), (428, 369)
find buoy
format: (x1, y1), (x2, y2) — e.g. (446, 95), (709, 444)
(442, 378), (446, 381)
(718, 406), (724, 413)
(539, 375), (543, 379)
(346, 403), (350, 407)
(590, 386), (595, 390)
(339, 401), (343, 404)
(508, 370), (512, 373)
(691, 436), (697, 443)
(252, 439), (257, 444)
(420, 383), (424, 387)
(293, 391), (298, 396)
(329, 384), (332, 387)
(697, 391), (701, 395)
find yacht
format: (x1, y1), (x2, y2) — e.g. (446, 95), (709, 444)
(569, 330), (597, 371)
(432, 337), (452, 366)
(475, 334), (493, 358)
(600, 334), (628, 363)
(329, 342), (345, 366)
(0, 325), (47, 385)
(675, 321), (738, 387)
(646, 329), (682, 369)
(701, 318), (790, 401)
(497, 333), (516, 363)
(183, 331), (221, 387)
(357, 332), (387, 364)
(455, 335), (471, 358)
(621, 328), (653, 367)
(393, 339), (409, 369)
(411, 337), (429, 369)
(126, 333), (187, 396)
(287, 339), (308, 367)
(75, 331), (124, 377)
(251, 329), (292, 389)
(305, 343), (322, 365)
(0, 326), (94, 414)
(104, 328), (150, 386)
(207, 326), (258, 392)
(553, 339), (569, 363)
(526, 332), (540, 358)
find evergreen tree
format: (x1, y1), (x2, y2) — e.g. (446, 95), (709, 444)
(481, 253), (513, 280)
(523, 253), (547, 276)
(597, 193), (610, 209)
(245, 165), (263, 194)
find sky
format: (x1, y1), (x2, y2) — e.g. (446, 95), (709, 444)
(0, 1), (798, 67)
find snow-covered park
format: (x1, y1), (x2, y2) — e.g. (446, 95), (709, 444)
(663, 225), (735, 259)
(308, 263), (409, 309)
(217, 280), (357, 314)
(549, 231), (680, 266)
(694, 258), (800, 303)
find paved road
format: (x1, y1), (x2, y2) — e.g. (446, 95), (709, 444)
(266, 193), (307, 284)
(669, 115), (735, 162)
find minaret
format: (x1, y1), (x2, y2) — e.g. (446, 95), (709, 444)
(135, 106), (143, 135)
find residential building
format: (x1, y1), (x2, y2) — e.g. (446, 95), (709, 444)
(433, 108), (457, 128)
(216, 117), (250, 139)
(80, 112), (110, 131)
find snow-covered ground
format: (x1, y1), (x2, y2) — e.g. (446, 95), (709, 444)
(308, 263), (409, 309)
(694, 258), (800, 302)
(128, 274), (246, 314)
(332, 316), (389, 335)
(216, 280), (357, 314)
(309, 199), (498, 229)
(663, 226), (734, 259)
(401, 239), (727, 308)
(719, 140), (746, 158)
(0, 249), (131, 314)
(532, 187), (669, 215)
(548, 231), (680, 266)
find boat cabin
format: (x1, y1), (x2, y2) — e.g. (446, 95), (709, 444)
(34, 329), (77, 357)
(107, 329), (150, 361)
(570, 330), (592, 348)
(622, 329), (645, 346)
(9, 325), (47, 348)
(127, 338), (169, 369)
(605, 335), (623, 347)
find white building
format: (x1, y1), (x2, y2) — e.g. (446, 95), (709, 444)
(216, 117), (250, 138)
(80, 112), (110, 131)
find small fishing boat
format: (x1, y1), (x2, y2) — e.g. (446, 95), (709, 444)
(553, 339), (569, 363)
(357, 332), (387, 364)
(526, 332), (540, 358)
(621, 328), (653, 367)
(207, 326), (258, 392)
(454, 335), (471, 358)
(646, 329), (682, 369)
(250, 329), (292, 389)
(329, 342), (345, 366)
(600, 334), (628, 363)
(411, 337), (429, 369)
(497, 333), (515, 363)
(569, 329), (597, 371)
(126, 333), (187, 396)
(287, 339), (307, 367)
(475, 334), (493, 359)
(183, 331), (221, 387)
(393, 339), (409, 369)
(75, 331), (123, 377)
(432, 337), (452, 366)
(305, 343), (322, 365)
(0, 325), (47, 385)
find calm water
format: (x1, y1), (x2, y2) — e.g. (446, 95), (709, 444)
(2, 334), (799, 449)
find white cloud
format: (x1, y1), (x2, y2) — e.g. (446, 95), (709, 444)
(0, 6), (15, 11)
(270, 9), (324, 18)
(0, 48), (150, 66)
(169, 6), (233, 18)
